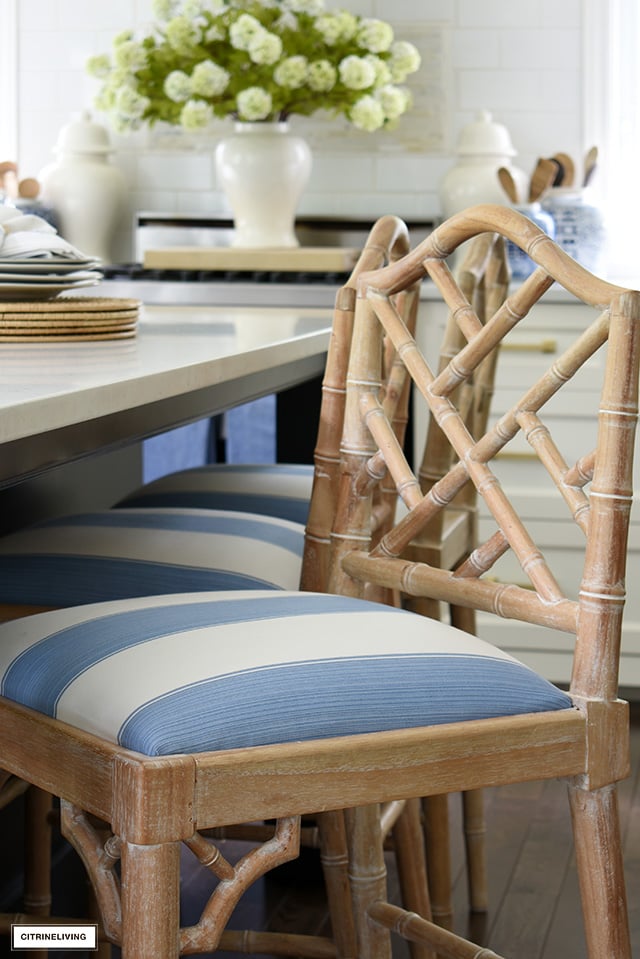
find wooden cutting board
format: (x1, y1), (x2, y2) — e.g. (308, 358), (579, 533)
(143, 246), (360, 272)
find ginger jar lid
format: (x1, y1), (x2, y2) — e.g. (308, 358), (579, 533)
(54, 110), (113, 155)
(455, 110), (517, 157)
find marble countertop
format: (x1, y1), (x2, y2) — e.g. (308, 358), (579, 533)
(0, 303), (332, 486)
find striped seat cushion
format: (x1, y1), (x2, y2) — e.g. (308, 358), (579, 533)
(118, 464), (315, 525)
(0, 509), (304, 606)
(0, 590), (574, 756)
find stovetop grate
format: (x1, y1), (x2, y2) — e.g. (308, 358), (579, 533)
(102, 263), (351, 286)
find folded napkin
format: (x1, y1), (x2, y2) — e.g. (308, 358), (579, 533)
(0, 205), (93, 261)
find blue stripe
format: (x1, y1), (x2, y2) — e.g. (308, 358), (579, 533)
(29, 511), (305, 553)
(118, 491), (310, 525)
(118, 656), (573, 755)
(0, 556), (286, 607)
(1, 594), (398, 715)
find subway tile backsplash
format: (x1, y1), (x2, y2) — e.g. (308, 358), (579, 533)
(14, 0), (584, 261)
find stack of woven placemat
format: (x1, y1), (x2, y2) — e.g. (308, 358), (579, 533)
(0, 297), (141, 342)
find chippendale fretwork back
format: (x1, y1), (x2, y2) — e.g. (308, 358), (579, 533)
(330, 204), (640, 703)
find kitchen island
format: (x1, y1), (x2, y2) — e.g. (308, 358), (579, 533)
(0, 303), (331, 489)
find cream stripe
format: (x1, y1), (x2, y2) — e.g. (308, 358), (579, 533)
(0, 527), (301, 577)
(56, 608), (517, 739)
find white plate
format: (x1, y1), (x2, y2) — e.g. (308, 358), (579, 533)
(0, 270), (102, 283)
(0, 258), (102, 275)
(0, 278), (101, 300)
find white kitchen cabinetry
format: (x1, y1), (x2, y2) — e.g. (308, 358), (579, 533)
(414, 285), (640, 687)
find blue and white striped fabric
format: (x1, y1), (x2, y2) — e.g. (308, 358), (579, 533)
(0, 590), (573, 756)
(118, 464), (315, 525)
(0, 509), (304, 606)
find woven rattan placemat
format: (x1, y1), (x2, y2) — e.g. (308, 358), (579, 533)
(0, 297), (141, 341)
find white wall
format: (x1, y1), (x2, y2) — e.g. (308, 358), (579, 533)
(13, 0), (584, 261)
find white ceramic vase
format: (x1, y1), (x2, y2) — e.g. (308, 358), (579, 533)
(215, 121), (312, 248)
(39, 112), (126, 263)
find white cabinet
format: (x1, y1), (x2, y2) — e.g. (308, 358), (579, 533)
(414, 285), (640, 687)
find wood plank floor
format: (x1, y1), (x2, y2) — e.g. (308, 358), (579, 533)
(1, 702), (639, 958)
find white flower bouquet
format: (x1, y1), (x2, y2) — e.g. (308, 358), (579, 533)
(87, 0), (422, 134)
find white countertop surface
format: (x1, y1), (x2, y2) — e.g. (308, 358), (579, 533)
(0, 303), (332, 486)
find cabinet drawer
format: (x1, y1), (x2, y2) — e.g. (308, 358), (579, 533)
(493, 328), (604, 395)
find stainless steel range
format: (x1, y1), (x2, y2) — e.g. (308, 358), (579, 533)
(96, 262), (341, 309)
(94, 212), (434, 308)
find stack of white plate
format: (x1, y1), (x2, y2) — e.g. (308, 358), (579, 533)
(0, 255), (103, 300)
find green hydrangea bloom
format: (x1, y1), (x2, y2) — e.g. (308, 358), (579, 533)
(180, 99), (215, 129)
(191, 60), (231, 97)
(350, 94), (385, 131)
(164, 70), (192, 102)
(236, 85), (273, 120)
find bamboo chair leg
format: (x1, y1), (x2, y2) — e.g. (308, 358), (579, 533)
(345, 805), (393, 959)
(421, 795), (453, 930)
(392, 798), (436, 959)
(460, 791), (488, 913)
(448, 604), (475, 636)
(568, 783), (632, 959)
(21, 787), (54, 959)
(404, 597), (455, 931)
(450, 603), (488, 914)
(120, 840), (181, 959)
(23, 787), (53, 918)
(404, 600), (487, 923)
(316, 810), (358, 959)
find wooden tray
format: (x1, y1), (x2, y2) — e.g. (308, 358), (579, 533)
(143, 246), (360, 272)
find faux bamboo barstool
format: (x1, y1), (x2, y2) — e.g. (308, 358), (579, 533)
(325, 203), (637, 958)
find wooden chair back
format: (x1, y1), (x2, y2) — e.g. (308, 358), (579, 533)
(330, 204), (640, 707)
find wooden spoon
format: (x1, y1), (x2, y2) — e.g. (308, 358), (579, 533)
(553, 152), (575, 187)
(497, 166), (519, 204)
(528, 157), (557, 202)
(583, 145), (598, 186)
(18, 177), (40, 200)
(0, 160), (18, 200)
